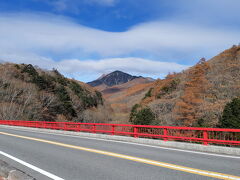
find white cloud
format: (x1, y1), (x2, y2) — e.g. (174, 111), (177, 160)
(0, 53), (188, 82)
(172, 0), (240, 26)
(0, 13), (238, 59)
(57, 57), (188, 75)
(0, 12), (239, 81)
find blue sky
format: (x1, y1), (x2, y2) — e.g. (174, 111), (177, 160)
(0, 0), (239, 82)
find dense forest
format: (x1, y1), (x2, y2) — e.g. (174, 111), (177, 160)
(0, 63), (112, 123)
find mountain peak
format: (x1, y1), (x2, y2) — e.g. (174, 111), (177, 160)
(88, 70), (139, 87)
(97, 73), (107, 80)
(112, 70), (122, 73)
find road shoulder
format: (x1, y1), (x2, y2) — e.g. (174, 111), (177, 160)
(0, 159), (35, 180)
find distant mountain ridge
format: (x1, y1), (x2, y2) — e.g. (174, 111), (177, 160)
(87, 70), (155, 123)
(88, 70), (140, 87)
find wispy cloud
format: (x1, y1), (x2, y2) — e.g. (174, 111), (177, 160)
(171, 0), (240, 27)
(0, 12), (239, 81)
(0, 13), (239, 57)
(57, 57), (188, 77)
(0, 54), (188, 82)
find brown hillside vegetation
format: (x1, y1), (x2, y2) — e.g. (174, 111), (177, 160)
(174, 58), (210, 126)
(96, 77), (154, 123)
(2, 46), (239, 126)
(0, 63), (112, 122)
(135, 45), (240, 127)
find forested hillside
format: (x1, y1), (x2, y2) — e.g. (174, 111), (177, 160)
(131, 45), (240, 127)
(0, 63), (112, 122)
(1, 46), (239, 127)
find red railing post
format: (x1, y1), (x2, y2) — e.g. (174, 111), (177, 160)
(64, 123), (67, 131)
(163, 128), (168, 141)
(203, 130), (208, 145)
(111, 125), (115, 135)
(93, 124), (96, 133)
(134, 127), (138, 138)
(78, 124), (81, 132)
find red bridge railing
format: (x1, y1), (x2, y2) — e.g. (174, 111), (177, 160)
(0, 120), (240, 146)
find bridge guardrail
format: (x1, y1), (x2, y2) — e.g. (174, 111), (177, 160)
(0, 120), (240, 146)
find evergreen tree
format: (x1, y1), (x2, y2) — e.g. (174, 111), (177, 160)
(130, 106), (155, 125)
(130, 104), (140, 123)
(219, 98), (240, 128)
(55, 85), (76, 117)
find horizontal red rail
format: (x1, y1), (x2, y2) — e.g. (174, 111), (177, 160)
(0, 120), (240, 146)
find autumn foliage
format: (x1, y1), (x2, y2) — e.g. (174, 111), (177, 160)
(131, 45), (240, 127)
(174, 58), (210, 126)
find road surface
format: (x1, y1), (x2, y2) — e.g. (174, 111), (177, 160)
(0, 126), (240, 180)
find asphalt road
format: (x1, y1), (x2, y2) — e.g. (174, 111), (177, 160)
(0, 126), (240, 180)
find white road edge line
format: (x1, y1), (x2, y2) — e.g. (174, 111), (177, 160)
(0, 150), (64, 180)
(1, 125), (240, 159)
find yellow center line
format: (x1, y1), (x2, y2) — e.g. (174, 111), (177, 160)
(0, 131), (239, 180)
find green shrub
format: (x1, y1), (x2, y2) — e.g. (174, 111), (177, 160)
(219, 98), (240, 128)
(143, 88), (153, 99)
(130, 105), (155, 125)
(130, 104), (141, 122)
(69, 80), (99, 108)
(14, 64), (20, 69)
(53, 69), (68, 86)
(195, 118), (210, 127)
(157, 79), (180, 99)
(21, 64), (38, 77)
(69, 81), (84, 95)
(21, 64), (52, 90)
